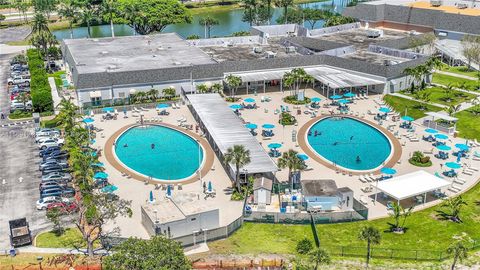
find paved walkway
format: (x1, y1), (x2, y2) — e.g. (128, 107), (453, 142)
(48, 77), (61, 115)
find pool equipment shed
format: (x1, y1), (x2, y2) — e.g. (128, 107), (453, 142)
(253, 177), (273, 206)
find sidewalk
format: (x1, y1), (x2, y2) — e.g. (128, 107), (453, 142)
(48, 77), (61, 115)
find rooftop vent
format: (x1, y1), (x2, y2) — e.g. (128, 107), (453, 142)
(173, 61), (182, 65)
(100, 51), (108, 55)
(92, 39), (99, 42)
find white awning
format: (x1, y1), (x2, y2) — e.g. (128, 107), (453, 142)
(89, 91), (102, 98)
(226, 69), (288, 83)
(373, 170), (451, 201)
(305, 66), (384, 89)
(425, 112), (458, 122)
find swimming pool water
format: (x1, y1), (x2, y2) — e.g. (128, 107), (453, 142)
(115, 125), (203, 180)
(306, 117), (392, 171)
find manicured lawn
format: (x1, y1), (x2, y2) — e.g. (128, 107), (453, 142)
(455, 110), (480, 140)
(440, 64), (479, 78)
(48, 70), (66, 90)
(433, 73), (479, 90)
(35, 228), (85, 248)
(383, 95), (442, 119)
(403, 87), (477, 106)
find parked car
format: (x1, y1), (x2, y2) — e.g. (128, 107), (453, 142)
(42, 172), (72, 182)
(47, 202), (78, 214)
(39, 146), (61, 157)
(40, 187), (75, 199)
(39, 160), (68, 170)
(35, 130), (60, 139)
(10, 103), (32, 112)
(36, 196), (70, 210)
(42, 151), (69, 161)
(39, 182), (62, 192)
(41, 167), (67, 175)
(40, 163), (66, 172)
(38, 138), (64, 150)
(36, 136), (61, 144)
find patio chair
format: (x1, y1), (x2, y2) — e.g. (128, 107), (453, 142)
(358, 175), (368, 183)
(448, 185), (461, 193)
(453, 178), (466, 185)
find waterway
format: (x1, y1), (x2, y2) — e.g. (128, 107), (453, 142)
(52, 0), (351, 40)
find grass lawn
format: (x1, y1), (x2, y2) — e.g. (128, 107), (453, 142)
(48, 70), (66, 90)
(440, 64), (479, 78)
(402, 87), (477, 106)
(433, 73), (479, 90)
(383, 95), (442, 119)
(454, 110), (480, 140)
(36, 227), (85, 248)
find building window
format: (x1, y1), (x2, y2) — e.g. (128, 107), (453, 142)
(399, 82), (403, 89)
(91, 97), (101, 106)
(118, 92), (125, 98)
(191, 218), (197, 221)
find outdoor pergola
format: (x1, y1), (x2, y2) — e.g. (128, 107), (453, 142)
(372, 170), (451, 205)
(424, 112), (458, 135)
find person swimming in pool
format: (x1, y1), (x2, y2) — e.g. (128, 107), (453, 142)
(350, 136), (354, 141)
(151, 143), (155, 149)
(123, 143), (128, 148)
(333, 142), (339, 146)
(356, 156), (361, 162)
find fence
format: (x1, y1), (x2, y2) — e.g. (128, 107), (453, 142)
(309, 22), (361, 37)
(322, 245), (449, 261)
(319, 45), (356, 57)
(244, 208), (367, 224)
(368, 45), (425, 60)
(80, 99), (181, 115)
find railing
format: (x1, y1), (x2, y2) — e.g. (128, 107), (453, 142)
(368, 45), (425, 60)
(244, 208), (367, 224)
(309, 22), (361, 37)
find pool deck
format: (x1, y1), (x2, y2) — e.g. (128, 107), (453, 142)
(297, 115), (402, 175)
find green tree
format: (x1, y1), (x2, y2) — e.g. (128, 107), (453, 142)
(103, 236), (191, 270)
(100, 0), (120, 38)
(30, 12), (57, 58)
(278, 149), (304, 190)
(46, 208), (65, 236)
(14, 0), (30, 22)
(0, 14), (5, 26)
(388, 202), (413, 233)
(242, 0), (271, 26)
(78, 2), (97, 38)
(223, 145), (251, 192)
(447, 233), (472, 270)
(186, 34), (201, 40)
(324, 14), (355, 27)
(211, 83), (223, 93)
(274, 0), (293, 24)
(118, 0), (192, 35)
(147, 88), (158, 102)
(302, 8), (333, 29)
(309, 248), (331, 270)
(439, 196), (468, 223)
(57, 0), (80, 39)
(275, 8), (302, 25)
(447, 104), (461, 116)
(199, 15), (219, 38)
(225, 74), (242, 97)
(296, 237), (313, 254)
(33, 0), (58, 18)
(162, 87), (176, 100)
(56, 97), (80, 134)
(196, 84), (209, 93)
(358, 226), (381, 268)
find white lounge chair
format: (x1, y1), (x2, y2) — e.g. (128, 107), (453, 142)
(359, 175), (368, 183)
(453, 178), (466, 185)
(462, 170), (473, 175)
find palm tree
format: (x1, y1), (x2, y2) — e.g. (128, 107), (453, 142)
(358, 226), (381, 268)
(100, 0), (118, 38)
(308, 248), (331, 270)
(31, 12), (50, 34)
(389, 202), (413, 233)
(274, 0), (293, 24)
(403, 66), (422, 92)
(447, 104), (461, 116)
(225, 75), (242, 97)
(440, 196), (468, 223)
(79, 6), (97, 38)
(277, 149), (304, 190)
(223, 145), (251, 192)
(56, 97), (80, 135)
(426, 56), (443, 72)
(162, 87), (176, 100)
(199, 16), (220, 38)
(211, 83), (223, 93)
(196, 84), (209, 93)
(58, 0), (79, 39)
(147, 88), (158, 102)
(447, 233), (472, 270)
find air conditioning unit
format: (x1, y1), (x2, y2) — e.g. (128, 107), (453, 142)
(253, 47), (263, 54)
(286, 46), (296, 54)
(366, 29), (383, 38)
(430, 0), (442, 7)
(457, 3), (468, 9)
(265, 51), (276, 59)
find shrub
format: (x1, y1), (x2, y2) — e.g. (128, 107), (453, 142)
(283, 95), (311, 105)
(27, 49), (54, 113)
(279, 112), (296, 126)
(8, 110), (32, 119)
(41, 116), (61, 128)
(296, 238), (313, 254)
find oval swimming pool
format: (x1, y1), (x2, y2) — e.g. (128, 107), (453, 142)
(114, 125), (203, 180)
(306, 117), (392, 171)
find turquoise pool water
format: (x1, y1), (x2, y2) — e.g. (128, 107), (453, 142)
(306, 117), (392, 171)
(115, 125), (203, 180)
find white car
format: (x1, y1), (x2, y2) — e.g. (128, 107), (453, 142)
(38, 138), (64, 149)
(36, 196), (70, 210)
(35, 135), (60, 144)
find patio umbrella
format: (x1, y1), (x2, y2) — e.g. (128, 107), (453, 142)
(311, 97), (321, 103)
(157, 103), (170, 109)
(83, 117), (94, 124)
(445, 162), (461, 169)
(91, 162), (105, 167)
(90, 139), (96, 144)
(262, 123), (275, 129)
(330, 95), (343, 100)
(94, 171), (108, 179)
(149, 190), (154, 202)
(297, 154), (309, 161)
(102, 107), (114, 113)
(90, 151), (97, 157)
(208, 181), (213, 192)
(245, 123), (258, 129)
(229, 104), (242, 110)
(436, 144), (452, 151)
(244, 98), (255, 103)
(166, 185), (172, 197)
(379, 107), (391, 113)
(338, 99), (349, 104)
(267, 143), (282, 149)
(101, 185), (118, 194)
(424, 128), (438, 134)
(455, 143), (469, 151)
(401, 116), (414, 122)
(435, 134), (449, 140)
(380, 167), (397, 175)
(343, 92), (355, 98)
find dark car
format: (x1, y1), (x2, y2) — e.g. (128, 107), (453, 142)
(41, 167), (67, 175)
(42, 172), (72, 182)
(42, 151), (69, 161)
(40, 187), (75, 199)
(39, 146), (61, 157)
(39, 182), (61, 192)
(39, 160), (68, 170)
(40, 164), (65, 172)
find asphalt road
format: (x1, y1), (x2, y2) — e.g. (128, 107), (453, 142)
(0, 54), (49, 250)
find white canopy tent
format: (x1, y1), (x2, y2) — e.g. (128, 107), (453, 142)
(423, 112), (458, 135)
(425, 112), (458, 122)
(304, 66), (384, 89)
(373, 170), (451, 204)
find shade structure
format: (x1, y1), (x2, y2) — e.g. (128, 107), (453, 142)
(244, 98), (255, 103)
(436, 144), (452, 151)
(94, 171), (108, 179)
(425, 128), (438, 134)
(157, 103), (170, 109)
(343, 92), (355, 98)
(445, 162), (461, 169)
(338, 99), (349, 104)
(245, 123), (258, 129)
(208, 181), (213, 192)
(229, 104), (242, 110)
(297, 154), (309, 161)
(435, 134), (449, 140)
(102, 107), (114, 113)
(101, 185), (118, 194)
(83, 117), (94, 124)
(330, 95), (343, 100)
(374, 170), (451, 201)
(455, 143), (469, 151)
(311, 97), (322, 102)
(149, 190), (154, 202)
(379, 107), (391, 113)
(262, 123), (275, 129)
(401, 116), (414, 122)
(166, 185), (172, 197)
(267, 143), (282, 149)
(380, 167), (397, 175)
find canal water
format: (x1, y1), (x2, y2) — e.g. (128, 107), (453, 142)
(52, 0), (351, 40)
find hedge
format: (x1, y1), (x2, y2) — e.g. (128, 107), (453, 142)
(27, 49), (54, 113)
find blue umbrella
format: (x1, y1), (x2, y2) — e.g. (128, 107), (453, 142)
(297, 154), (309, 161)
(435, 134), (449, 140)
(245, 123), (258, 129)
(379, 107), (391, 113)
(262, 123), (275, 129)
(330, 95), (343, 100)
(91, 162), (105, 167)
(425, 128), (438, 134)
(102, 107), (114, 113)
(149, 190), (154, 202)
(457, 154), (461, 163)
(94, 171), (108, 179)
(83, 117), (94, 124)
(445, 162), (461, 169)
(208, 181), (213, 192)
(90, 151), (97, 157)
(123, 108), (127, 115)
(157, 103), (170, 109)
(166, 185), (172, 197)
(436, 144), (452, 151)
(311, 97), (321, 103)
(343, 92), (355, 98)
(455, 143), (469, 151)
(229, 104), (242, 110)
(401, 116), (414, 122)
(90, 139), (96, 144)
(267, 143), (282, 149)
(338, 99), (349, 104)
(101, 185), (118, 194)
(380, 167), (397, 175)
(244, 98), (255, 103)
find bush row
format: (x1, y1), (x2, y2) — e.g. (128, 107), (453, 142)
(27, 49), (54, 112)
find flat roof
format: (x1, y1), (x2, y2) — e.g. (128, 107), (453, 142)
(187, 93), (278, 174)
(365, 0), (480, 15)
(63, 33), (216, 74)
(373, 170), (451, 200)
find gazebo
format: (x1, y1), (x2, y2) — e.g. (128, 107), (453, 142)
(423, 112), (458, 135)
